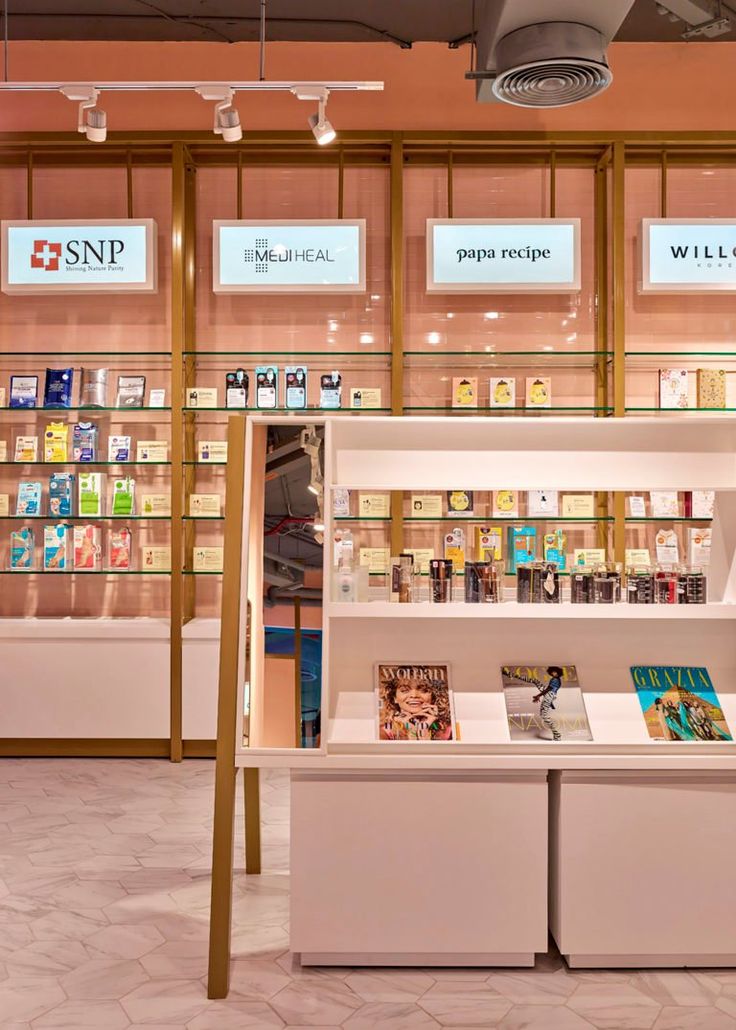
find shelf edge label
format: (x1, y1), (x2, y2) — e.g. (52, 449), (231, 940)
(642, 218), (736, 292)
(214, 219), (366, 293)
(427, 218), (581, 293)
(1, 219), (157, 294)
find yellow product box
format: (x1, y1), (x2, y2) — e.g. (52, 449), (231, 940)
(186, 387), (218, 408)
(493, 490), (518, 518)
(142, 546), (171, 571)
(350, 387), (382, 409)
(141, 493), (171, 516)
(136, 440), (168, 462)
(444, 528), (466, 572)
(0, 494), (8, 516)
(44, 422), (68, 463)
(189, 493), (221, 517)
(197, 440), (228, 463)
(0, 440), (7, 461)
(15, 435), (38, 462)
(193, 546), (224, 572)
(476, 525), (503, 561)
(358, 492), (390, 518)
(452, 376), (478, 408)
(562, 494), (595, 518)
(573, 547), (606, 568)
(359, 547), (389, 574)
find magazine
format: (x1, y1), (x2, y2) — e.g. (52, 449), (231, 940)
(501, 664), (593, 742)
(631, 666), (732, 742)
(376, 663), (455, 741)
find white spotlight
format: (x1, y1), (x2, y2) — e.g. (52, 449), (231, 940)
(291, 85), (337, 145)
(195, 85), (243, 142)
(59, 85), (107, 142)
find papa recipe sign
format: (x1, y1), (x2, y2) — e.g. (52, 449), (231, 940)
(427, 218), (581, 293)
(1, 219), (157, 294)
(642, 218), (736, 292)
(214, 219), (366, 293)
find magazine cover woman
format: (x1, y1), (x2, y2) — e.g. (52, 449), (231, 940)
(378, 665), (454, 741)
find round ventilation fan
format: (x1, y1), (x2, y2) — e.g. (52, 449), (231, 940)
(492, 22), (612, 108)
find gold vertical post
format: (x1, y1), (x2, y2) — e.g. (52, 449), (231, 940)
(207, 414), (248, 999)
(338, 145), (345, 218)
(293, 597), (302, 747)
(237, 150), (243, 219)
(390, 134), (404, 556)
(182, 149), (197, 623)
(126, 150), (134, 219)
(170, 143), (186, 763)
(447, 148), (454, 218)
(244, 767), (262, 874)
(611, 140), (627, 563)
(594, 148), (611, 550)
(660, 150), (668, 219)
(549, 149), (557, 218)
(26, 150), (33, 218)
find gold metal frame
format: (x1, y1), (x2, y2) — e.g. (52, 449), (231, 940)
(1, 129), (735, 766)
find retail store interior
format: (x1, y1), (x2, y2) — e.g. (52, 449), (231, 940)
(3, 1), (736, 1027)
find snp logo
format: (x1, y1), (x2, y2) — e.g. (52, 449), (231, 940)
(30, 240), (62, 272)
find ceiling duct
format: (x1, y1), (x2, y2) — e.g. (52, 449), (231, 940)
(472, 0), (636, 106)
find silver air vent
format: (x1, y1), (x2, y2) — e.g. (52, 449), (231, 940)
(492, 22), (612, 108)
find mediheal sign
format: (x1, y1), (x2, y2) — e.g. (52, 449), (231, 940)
(214, 219), (365, 293)
(1, 219), (157, 294)
(427, 218), (581, 293)
(642, 219), (736, 292)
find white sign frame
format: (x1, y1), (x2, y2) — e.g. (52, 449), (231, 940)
(426, 217), (581, 294)
(641, 218), (736, 293)
(213, 218), (366, 294)
(1, 218), (157, 295)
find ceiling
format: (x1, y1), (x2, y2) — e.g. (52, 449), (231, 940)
(6, 0), (736, 44)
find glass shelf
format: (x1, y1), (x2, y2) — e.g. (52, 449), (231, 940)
(182, 515), (224, 521)
(0, 515), (170, 521)
(184, 406), (392, 414)
(404, 350), (611, 369)
(0, 351), (171, 357)
(0, 407), (171, 414)
(625, 407), (736, 414)
(403, 405), (614, 415)
(626, 351), (736, 358)
(0, 460), (171, 467)
(0, 568), (171, 575)
(183, 350), (391, 358)
(335, 516), (613, 524)
(183, 461), (227, 466)
(625, 516), (713, 523)
(183, 570), (223, 576)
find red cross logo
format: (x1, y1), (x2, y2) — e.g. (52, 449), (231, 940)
(30, 240), (62, 271)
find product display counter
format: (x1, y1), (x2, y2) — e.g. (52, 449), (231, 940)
(207, 414), (736, 979)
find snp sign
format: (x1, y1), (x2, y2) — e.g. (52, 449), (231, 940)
(642, 219), (736, 292)
(1, 219), (157, 294)
(214, 219), (365, 293)
(427, 218), (581, 293)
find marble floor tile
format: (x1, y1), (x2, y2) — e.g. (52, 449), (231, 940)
(498, 1004), (596, 1029)
(344, 1002), (441, 1029)
(418, 981), (513, 1026)
(567, 983), (662, 1029)
(0, 758), (732, 1029)
(33, 999), (130, 1028)
(651, 1006), (736, 1029)
(270, 980), (364, 1025)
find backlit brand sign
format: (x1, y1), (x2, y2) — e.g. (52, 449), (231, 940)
(214, 219), (365, 293)
(427, 218), (581, 293)
(1, 219), (157, 294)
(642, 219), (736, 292)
